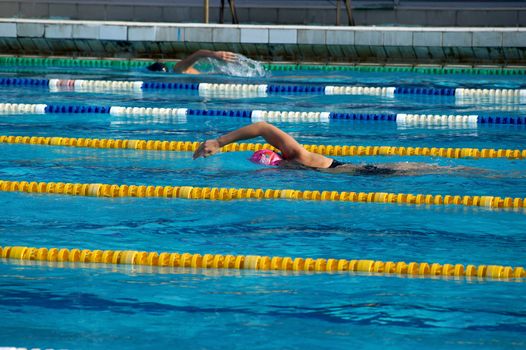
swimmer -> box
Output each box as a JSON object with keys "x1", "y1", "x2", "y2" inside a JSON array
[
  {"x1": 193, "y1": 122, "x2": 482, "y2": 176},
  {"x1": 146, "y1": 50, "x2": 238, "y2": 74}
]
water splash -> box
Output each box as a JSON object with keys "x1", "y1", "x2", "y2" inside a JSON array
[{"x1": 197, "y1": 54, "x2": 268, "y2": 78}]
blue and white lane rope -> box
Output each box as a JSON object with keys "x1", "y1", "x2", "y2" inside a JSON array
[
  {"x1": 1, "y1": 77, "x2": 526, "y2": 99},
  {"x1": 1, "y1": 102, "x2": 526, "y2": 126}
]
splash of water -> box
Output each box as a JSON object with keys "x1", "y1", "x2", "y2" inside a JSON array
[{"x1": 197, "y1": 54, "x2": 268, "y2": 78}]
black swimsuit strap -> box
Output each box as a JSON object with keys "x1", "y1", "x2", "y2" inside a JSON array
[{"x1": 329, "y1": 159, "x2": 346, "y2": 168}]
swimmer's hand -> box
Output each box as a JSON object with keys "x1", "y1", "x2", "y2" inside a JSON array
[
  {"x1": 193, "y1": 139, "x2": 221, "y2": 159},
  {"x1": 211, "y1": 51, "x2": 238, "y2": 63}
]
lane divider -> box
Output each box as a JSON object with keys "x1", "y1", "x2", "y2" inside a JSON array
[
  {"x1": 0, "y1": 57, "x2": 154, "y2": 69},
  {"x1": 1, "y1": 245, "x2": 524, "y2": 281},
  {"x1": 1, "y1": 77, "x2": 525, "y2": 99},
  {"x1": 265, "y1": 63, "x2": 526, "y2": 76},
  {"x1": 0, "y1": 179, "x2": 524, "y2": 209},
  {"x1": 0, "y1": 134, "x2": 524, "y2": 159},
  {"x1": 3, "y1": 102, "x2": 525, "y2": 126},
  {"x1": 1, "y1": 56, "x2": 526, "y2": 76}
]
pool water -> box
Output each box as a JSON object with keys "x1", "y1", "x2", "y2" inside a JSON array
[{"x1": 0, "y1": 66, "x2": 525, "y2": 349}]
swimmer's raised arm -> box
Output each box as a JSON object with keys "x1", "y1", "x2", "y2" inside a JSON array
[
  {"x1": 193, "y1": 122, "x2": 333, "y2": 168},
  {"x1": 173, "y1": 50, "x2": 237, "y2": 74},
  {"x1": 193, "y1": 122, "x2": 301, "y2": 159}
]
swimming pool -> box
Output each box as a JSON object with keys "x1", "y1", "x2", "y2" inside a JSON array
[{"x1": 0, "y1": 62, "x2": 525, "y2": 349}]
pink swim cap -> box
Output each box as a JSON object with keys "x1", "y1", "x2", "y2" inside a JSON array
[{"x1": 249, "y1": 149, "x2": 283, "y2": 166}]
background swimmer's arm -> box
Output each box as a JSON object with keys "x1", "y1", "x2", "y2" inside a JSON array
[
  {"x1": 193, "y1": 122, "x2": 332, "y2": 168},
  {"x1": 173, "y1": 50, "x2": 237, "y2": 74}
]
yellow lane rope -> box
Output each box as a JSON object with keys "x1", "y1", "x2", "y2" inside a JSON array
[
  {"x1": 0, "y1": 179, "x2": 524, "y2": 209},
  {"x1": 1, "y1": 245, "x2": 524, "y2": 281},
  {"x1": 1, "y1": 135, "x2": 524, "y2": 159}
]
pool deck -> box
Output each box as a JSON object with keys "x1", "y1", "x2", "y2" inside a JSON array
[{"x1": 0, "y1": 18, "x2": 525, "y2": 64}]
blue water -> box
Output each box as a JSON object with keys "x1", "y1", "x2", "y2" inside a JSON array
[{"x1": 0, "y1": 66, "x2": 525, "y2": 349}]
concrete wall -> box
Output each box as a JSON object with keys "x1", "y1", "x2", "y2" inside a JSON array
[
  {"x1": 0, "y1": 19, "x2": 525, "y2": 64},
  {"x1": 0, "y1": 0, "x2": 525, "y2": 27}
]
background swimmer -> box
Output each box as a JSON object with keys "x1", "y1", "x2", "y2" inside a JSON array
[
  {"x1": 193, "y1": 122, "x2": 485, "y2": 176},
  {"x1": 147, "y1": 50, "x2": 238, "y2": 74}
]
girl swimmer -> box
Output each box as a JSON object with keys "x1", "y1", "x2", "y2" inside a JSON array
[{"x1": 193, "y1": 122, "x2": 478, "y2": 176}]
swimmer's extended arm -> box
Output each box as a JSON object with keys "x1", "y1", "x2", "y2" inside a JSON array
[
  {"x1": 173, "y1": 50, "x2": 237, "y2": 74},
  {"x1": 193, "y1": 122, "x2": 333, "y2": 168}
]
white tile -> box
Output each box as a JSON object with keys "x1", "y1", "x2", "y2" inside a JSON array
[
  {"x1": 269, "y1": 29, "x2": 297, "y2": 44},
  {"x1": 240, "y1": 28, "x2": 268, "y2": 43},
  {"x1": 355, "y1": 31, "x2": 383, "y2": 46},
  {"x1": 71, "y1": 24, "x2": 99, "y2": 39},
  {"x1": 100, "y1": 25, "x2": 127, "y2": 41},
  {"x1": 383, "y1": 31, "x2": 412, "y2": 47},
  {"x1": 185, "y1": 27, "x2": 212, "y2": 42},
  {"x1": 213, "y1": 28, "x2": 240, "y2": 43},
  {"x1": 326, "y1": 30, "x2": 354, "y2": 45},
  {"x1": 413, "y1": 31, "x2": 442, "y2": 46},
  {"x1": 156, "y1": 27, "x2": 184, "y2": 41},
  {"x1": 45, "y1": 24, "x2": 73, "y2": 39},
  {"x1": 472, "y1": 31, "x2": 502, "y2": 47},
  {"x1": 443, "y1": 32, "x2": 472, "y2": 47},
  {"x1": 128, "y1": 26, "x2": 156, "y2": 41},
  {"x1": 17, "y1": 23, "x2": 44, "y2": 37},
  {"x1": 297, "y1": 29, "x2": 325, "y2": 44},
  {"x1": 503, "y1": 31, "x2": 526, "y2": 47}
]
